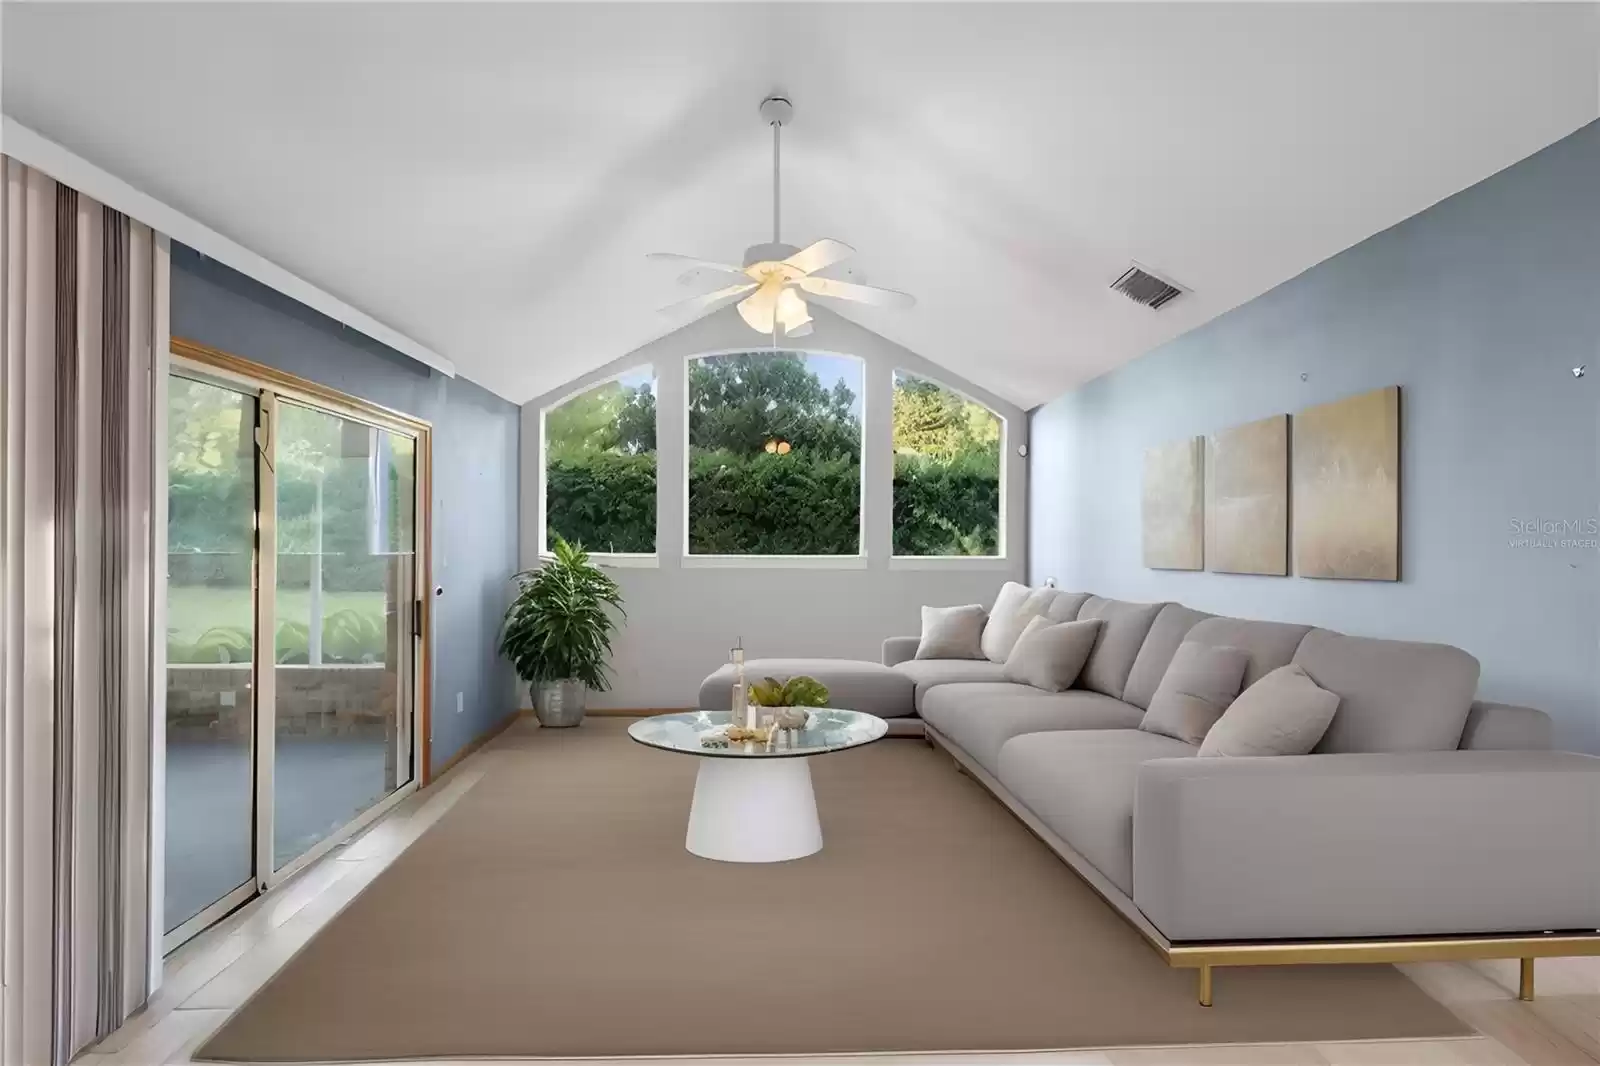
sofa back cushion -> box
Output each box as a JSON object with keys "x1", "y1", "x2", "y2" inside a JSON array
[
  {"x1": 1003, "y1": 617, "x2": 1102, "y2": 692},
  {"x1": 1197, "y1": 664, "x2": 1340, "y2": 757},
  {"x1": 1139, "y1": 641, "x2": 1250, "y2": 744},
  {"x1": 1178, "y1": 616, "x2": 1313, "y2": 691},
  {"x1": 1292, "y1": 628, "x2": 1480, "y2": 753},
  {"x1": 1122, "y1": 604, "x2": 1213, "y2": 709},
  {"x1": 1075, "y1": 597, "x2": 1166, "y2": 700},
  {"x1": 1043, "y1": 591, "x2": 1092, "y2": 623},
  {"x1": 915, "y1": 604, "x2": 988, "y2": 660},
  {"x1": 982, "y1": 583, "x2": 1058, "y2": 663}
]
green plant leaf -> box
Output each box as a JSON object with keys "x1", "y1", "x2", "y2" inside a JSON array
[
  {"x1": 499, "y1": 534, "x2": 625, "y2": 690},
  {"x1": 781, "y1": 676, "x2": 830, "y2": 707}
]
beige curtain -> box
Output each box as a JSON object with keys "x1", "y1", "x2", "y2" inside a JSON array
[{"x1": 0, "y1": 157, "x2": 168, "y2": 1065}]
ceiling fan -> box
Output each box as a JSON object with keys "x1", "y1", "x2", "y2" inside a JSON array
[{"x1": 648, "y1": 95, "x2": 916, "y2": 339}]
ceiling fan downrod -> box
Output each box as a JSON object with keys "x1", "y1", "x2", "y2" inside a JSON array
[{"x1": 760, "y1": 95, "x2": 793, "y2": 246}]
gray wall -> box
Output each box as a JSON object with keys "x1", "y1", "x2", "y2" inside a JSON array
[
  {"x1": 171, "y1": 245, "x2": 520, "y2": 767},
  {"x1": 1029, "y1": 120, "x2": 1600, "y2": 752},
  {"x1": 520, "y1": 305, "x2": 1028, "y2": 709}
]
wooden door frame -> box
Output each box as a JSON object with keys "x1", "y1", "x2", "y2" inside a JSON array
[
  {"x1": 168, "y1": 336, "x2": 435, "y2": 790},
  {"x1": 169, "y1": 337, "x2": 434, "y2": 784}
]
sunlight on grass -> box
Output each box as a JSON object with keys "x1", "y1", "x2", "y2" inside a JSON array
[{"x1": 167, "y1": 586, "x2": 388, "y2": 646}]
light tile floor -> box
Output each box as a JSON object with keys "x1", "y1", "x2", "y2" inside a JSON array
[{"x1": 80, "y1": 737, "x2": 1599, "y2": 1066}]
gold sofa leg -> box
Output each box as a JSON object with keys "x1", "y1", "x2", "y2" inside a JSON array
[
  {"x1": 1519, "y1": 957, "x2": 1535, "y2": 1001},
  {"x1": 1197, "y1": 964, "x2": 1213, "y2": 1007}
]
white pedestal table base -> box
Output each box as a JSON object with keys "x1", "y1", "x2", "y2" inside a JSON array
[{"x1": 685, "y1": 756, "x2": 822, "y2": 863}]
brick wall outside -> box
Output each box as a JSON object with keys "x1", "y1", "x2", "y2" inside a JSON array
[{"x1": 166, "y1": 663, "x2": 395, "y2": 740}]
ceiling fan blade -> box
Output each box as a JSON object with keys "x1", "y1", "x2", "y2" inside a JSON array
[
  {"x1": 783, "y1": 238, "x2": 855, "y2": 277},
  {"x1": 658, "y1": 281, "x2": 756, "y2": 317},
  {"x1": 797, "y1": 275, "x2": 916, "y2": 309},
  {"x1": 737, "y1": 280, "x2": 781, "y2": 334},
  {"x1": 645, "y1": 251, "x2": 749, "y2": 278}
]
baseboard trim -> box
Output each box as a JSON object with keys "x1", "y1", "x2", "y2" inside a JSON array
[
  {"x1": 517, "y1": 707, "x2": 694, "y2": 719},
  {"x1": 430, "y1": 710, "x2": 520, "y2": 781}
]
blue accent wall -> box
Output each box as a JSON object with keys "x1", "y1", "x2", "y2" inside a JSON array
[
  {"x1": 1029, "y1": 120, "x2": 1600, "y2": 751},
  {"x1": 171, "y1": 245, "x2": 520, "y2": 768}
]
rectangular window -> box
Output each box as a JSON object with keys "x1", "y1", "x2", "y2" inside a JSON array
[
  {"x1": 892, "y1": 370, "x2": 1003, "y2": 557},
  {"x1": 543, "y1": 368, "x2": 657, "y2": 554},
  {"x1": 687, "y1": 351, "x2": 863, "y2": 556}
]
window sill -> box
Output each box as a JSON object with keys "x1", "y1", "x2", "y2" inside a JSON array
[
  {"x1": 540, "y1": 552, "x2": 659, "y2": 569},
  {"x1": 681, "y1": 554, "x2": 869, "y2": 570},
  {"x1": 889, "y1": 555, "x2": 1010, "y2": 571}
]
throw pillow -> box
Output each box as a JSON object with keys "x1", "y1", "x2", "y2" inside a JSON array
[
  {"x1": 1140, "y1": 642, "x2": 1250, "y2": 745},
  {"x1": 1003, "y1": 617, "x2": 1103, "y2": 692},
  {"x1": 915, "y1": 604, "x2": 988, "y2": 660},
  {"x1": 980, "y1": 582, "x2": 1036, "y2": 663},
  {"x1": 1198, "y1": 664, "x2": 1340, "y2": 757}
]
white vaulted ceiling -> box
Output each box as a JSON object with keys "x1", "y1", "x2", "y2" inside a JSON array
[{"x1": 4, "y1": 3, "x2": 1596, "y2": 407}]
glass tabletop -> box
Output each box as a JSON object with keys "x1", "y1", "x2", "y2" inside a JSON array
[{"x1": 627, "y1": 709, "x2": 888, "y2": 759}]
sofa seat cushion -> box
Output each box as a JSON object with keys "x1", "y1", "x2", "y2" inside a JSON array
[
  {"x1": 1293, "y1": 629, "x2": 1480, "y2": 753},
  {"x1": 698, "y1": 658, "x2": 916, "y2": 719},
  {"x1": 997, "y1": 729, "x2": 1197, "y2": 896},
  {"x1": 921, "y1": 683, "x2": 1144, "y2": 770},
  {"x1": 892, "y1": 658, "x2": 1010, "y2": 709}
]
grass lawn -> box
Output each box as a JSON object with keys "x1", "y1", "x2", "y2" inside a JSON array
[{"x1": 168, "y1": 585, "x2": 389, "y2": 645}]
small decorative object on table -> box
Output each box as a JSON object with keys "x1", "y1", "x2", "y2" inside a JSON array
[
  {"x1": 773, "y1": 707, "x2": 811, "y2": 732},
  {"x1": 730, "y1": 637, "x2": 756, "y2": 730}
]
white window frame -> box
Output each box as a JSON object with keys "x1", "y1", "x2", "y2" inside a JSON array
[
  {"x1": 887, "y1": 368, "x2": 1008, "y2": 567},
  {"x1": 537, "y1": 364, "x2": 660, "y2": 567},
  {"x1": 681, "y1": 349, "x2": 868, "y2": 568}
]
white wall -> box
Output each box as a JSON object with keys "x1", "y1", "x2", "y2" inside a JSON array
[{"x1": 518, "y1": 306, "x2": 1028, "y2": 709}]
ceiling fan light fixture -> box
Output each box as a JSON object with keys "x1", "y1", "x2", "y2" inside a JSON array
[
  {"x1": 648, "y1": 94, "x2": 915, "y2": 337},
  {"x1": 775, "y1": 286, "x2": 812, "y2": 335}
]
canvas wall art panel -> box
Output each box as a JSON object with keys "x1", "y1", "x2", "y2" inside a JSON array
[
  {"x1": 1293, "y1": 385, "x2": 1401, "y2": 581},
  {"x1": 1205, "y1": 414, "x2": 1288, "y2": 576},
  {"x1": 1142, "y1": 437, "x2": 1204, "y2": 570}
]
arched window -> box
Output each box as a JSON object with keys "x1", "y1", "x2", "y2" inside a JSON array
[
  {"x1": 541, "y1": 367, "x2": 657, "y2": 554},
  {"x1": 892, "y1": 370, "x2": 1003, "y2": 557},
  {"x1": 686, "y1": 351, "x2": 863, "y2": 556}
]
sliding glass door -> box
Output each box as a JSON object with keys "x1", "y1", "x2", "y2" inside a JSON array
[
  {"x1": 270, "y1": 400, "x2": 417, "y2": 871},
  {"x1": 164, "y1": 376, "x2": 259, "y2": 937},
  {"x1": 163, "y1": 350, "x2": 429, "y2": 950}
]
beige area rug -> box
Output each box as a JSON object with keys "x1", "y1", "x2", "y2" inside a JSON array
[{"x1": 197, "y1": 719, "x2": 1471, "y2": 1061}]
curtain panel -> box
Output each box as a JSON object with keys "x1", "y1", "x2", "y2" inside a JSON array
[{"x1": 0, "y1": 157, "x2": 168, "y2": 1065}]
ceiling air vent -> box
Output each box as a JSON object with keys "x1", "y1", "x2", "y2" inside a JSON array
[{"x1": 1110, "y1": 263, "x2": 1185, "y2": 310}]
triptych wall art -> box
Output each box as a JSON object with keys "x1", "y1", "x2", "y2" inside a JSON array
[{"x1": 1141, "y1": 385, "x2": 1400, "y2": 581}]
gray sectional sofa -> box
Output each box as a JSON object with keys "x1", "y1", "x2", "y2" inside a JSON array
[{"x1": 878, "y1": 590, "x2": 1600, "y2": 1005}]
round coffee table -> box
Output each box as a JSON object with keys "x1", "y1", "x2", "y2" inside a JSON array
[{"x1": 627, "y1": 709, "x2": 887, "y2": 863}]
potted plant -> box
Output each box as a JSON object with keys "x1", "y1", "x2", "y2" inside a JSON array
[{"x1": 500, "y1": 536, "x2": 625, "y2": 727}]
